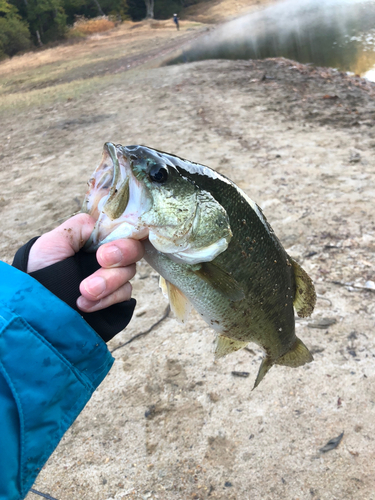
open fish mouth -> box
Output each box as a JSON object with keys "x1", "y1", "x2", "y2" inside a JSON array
[
  {"x1": 82, "y1": 143, "x2": 150, "y2": 251},
  {"x1": 83, "y1": 143, "x2": 232, "y2": 264},
  {"x1": 82, "y1": 143, "x2": 118, "y2": 220}
]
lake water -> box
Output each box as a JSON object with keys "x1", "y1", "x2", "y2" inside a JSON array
[{"x1": 169, "y1": 0, "x2": 375, "y2": 81}]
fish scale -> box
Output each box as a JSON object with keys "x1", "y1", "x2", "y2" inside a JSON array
[{"x1": 174, "y1": 161, "x2": 296, "y2": 346}]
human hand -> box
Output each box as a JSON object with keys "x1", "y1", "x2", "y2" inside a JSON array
[{"x1": 27, "y1": 213, "x2": 144, "y2": 313}]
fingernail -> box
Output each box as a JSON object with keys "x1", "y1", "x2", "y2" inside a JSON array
[
  {"x1": 100, "y1": 246, "x2": 122, "y2": 266},
  {"x1": 77, "y1": 296, "x2": 100, "y2": 311},
  {"x1": 83, "y1": 276, "x2": 106, "y2": 297}
]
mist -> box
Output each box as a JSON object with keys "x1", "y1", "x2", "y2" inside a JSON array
[{"x1": 168, "y1": 0, "x2": 375, "y2": 77}]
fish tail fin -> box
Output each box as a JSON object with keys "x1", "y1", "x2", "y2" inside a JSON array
[
  {"x1": 290, "y1": 258, "x2": 316, "y2": 317},
  {"x1": 253, "y1": 356, "x2": 274, "y2": 390},
  {"x1": 276, "y1": 337, "x2": 313, "y2": 368},
  {"x1": 253, "y1": 338, "x2": 313, "y2": 390}
]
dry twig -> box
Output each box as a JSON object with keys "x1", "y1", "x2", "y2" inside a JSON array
[{"x1": 111, "y1": 305, "x2": 170, "y2": 354}]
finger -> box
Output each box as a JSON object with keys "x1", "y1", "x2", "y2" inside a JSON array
[
  {"x1": 55, "y1": 213, "x2": 97, "y2": 253},
  {"x1": 79, "y1": 264, "x2": 137, "y2": 301},
  {"x1": 96, "y1": 238, "x2": 144, "y2": 268},
  {"x1": 27, "y1": 213, "x2": 96, "y2": 272},
  {"x1": 77, "y1": 282, "x2": 133, "y2": 312}
]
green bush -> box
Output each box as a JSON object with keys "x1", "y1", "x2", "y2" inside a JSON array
[{"x1": 0, "y1": 16, "x2": 31, "y2": 58}]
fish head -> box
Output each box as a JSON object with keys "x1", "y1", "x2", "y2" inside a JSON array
[{"x1": 83, "y1": 143, "x2": 232, "y2": 264}]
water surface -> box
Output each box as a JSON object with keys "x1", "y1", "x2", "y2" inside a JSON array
[{"x1": 169, "y1": 0, "x2": 375, "y2": 80}]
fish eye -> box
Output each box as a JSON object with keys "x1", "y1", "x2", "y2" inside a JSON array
[{"x1": 149, "y1": 164, "x2": 168, "y2": 183}]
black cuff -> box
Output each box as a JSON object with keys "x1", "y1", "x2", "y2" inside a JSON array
[
  {"x1": 12, "y1": 238, "x2": 135, "y2": 342},
  {"x1": 12, "y1": 237, "x2": 39, "y2": 272}
]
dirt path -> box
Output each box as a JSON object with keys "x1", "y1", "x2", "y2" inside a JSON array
[
  {"x1": 1, "y1": 11, "x2": 374, "y2": 500},
  {"x1": 0, "y1": 21, "x2": 208, "y2": 99}
]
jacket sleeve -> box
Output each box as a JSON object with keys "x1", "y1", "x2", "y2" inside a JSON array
[{"x1": 0, "y1": 261, "x2": 114, "y2": 500}]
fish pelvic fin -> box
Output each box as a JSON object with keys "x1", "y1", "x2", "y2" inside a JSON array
[
  {"x1": 214, "y1": 335, "x2": 248, "y2": 359},
  {"x1": 291, "y1": 258, "x2": 316, "y2": 317},
  {"x1": 159, "y1": 276, "x2": 169, "y2": 299},
  {"x1": 160, "y1": 277, "x2": 192, "y2": 324},
  {"x1": 275, "y1": 337, "x2": 313, "y2": 368},
  {"x1": 253, "y1": 356, "x2": 273, "y2": 390}
]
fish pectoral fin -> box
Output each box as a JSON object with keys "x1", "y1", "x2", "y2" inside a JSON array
[
  {"x1": 214, "y1": 335, "x2": 248, "y2": 359},
  {"x1": 275, "y1": 337, "x2": 313, "y2": 367},
  {"x1": 193, "y1": 262, "x2": 245, "y2": 302},
  {"x1": 291, "y1": 258, "x2": 316, "y2": 317},
  {"x1": 163, "y1": 278, "x2": 192, "y2": 324},
  {"x1": 253, "y1": 356, "x2": 273, "y2": 390}
]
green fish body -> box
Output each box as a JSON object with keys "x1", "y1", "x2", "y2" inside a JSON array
[{"x1": 83, "y1": 143, "x2": 316, "y2": 388}]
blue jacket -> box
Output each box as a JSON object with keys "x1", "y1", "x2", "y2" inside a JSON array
[{"x1": 0, "y1": 261, "x2": 114, "y2": 500}]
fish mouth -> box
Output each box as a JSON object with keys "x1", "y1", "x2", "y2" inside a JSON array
[
  {"x1": 82, "y1": 142, "x2": 119, "y2": 220},
  {"x1": 82, "y1": 143, "x2": 150, "y2": 251}
]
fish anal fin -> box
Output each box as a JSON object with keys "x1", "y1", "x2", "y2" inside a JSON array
[
  {"x1": 291, "y1": 258, "x2": 316, "y2": 317},
  {"x1": 194, "y1": 262, "x2": 245, "y2": 302},
  {"x1": 253, "y1": 356, "x2": 273, "y2": 390},
  {"x1": 276, "y1": 337, "x2": 313, "y2": 368},
  {"x1": 214, "y1": 335, "x2": 248, "y2": 359},
  {"x1": 163, "y1": 279, "x2": 192, "y2": 324}
]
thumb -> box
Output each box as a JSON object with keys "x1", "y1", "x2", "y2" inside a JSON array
[{"x1": 27, "y1": 214, "x2": 96, "y2": 273}]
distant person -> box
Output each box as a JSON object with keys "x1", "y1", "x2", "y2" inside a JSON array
[{"x1": 173, "y1": 13, "x2": 179, "y2": 31}]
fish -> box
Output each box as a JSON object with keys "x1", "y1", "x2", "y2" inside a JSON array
[{"x1": 82, "y1": 143, "x2": 316, "y2": 388}]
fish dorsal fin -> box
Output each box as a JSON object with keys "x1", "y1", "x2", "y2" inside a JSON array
[
  {"x1": 160, "y1": 277, "x2": 192, "y2": 324},
  {"x1": 193, "y1": 262, "x2": 245, "y2": 302},
  {"x1": 253, "y1": 356, "x2": 273, "y2": 390},
  {"x1": 275, "y1": 337, "x2": 313, "y2": 367},
  {"x1": 214, "y1": 335, "x2": 248, "y2": 359},
  {"x1": 290, "y1": 258, "x2": 316, "y2": 318}
]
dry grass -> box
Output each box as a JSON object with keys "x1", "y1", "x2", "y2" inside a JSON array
[
  {"x1": 0, "y1": 19, "x2": 200, "y2": 115},
  {"x1": 68, "y1": 16, "x2": 116, "y2": 38},
  {"x1": 0, "y1": 74, "x2": 109, "y2": 114},
  {"x1": 183, "y1": 0, "x2": 274, "y2": 22},
  {"x1": 0, "y1": 3, "x2": 224, "y2": 116}
]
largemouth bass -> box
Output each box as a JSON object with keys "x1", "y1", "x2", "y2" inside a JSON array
[{"x1": 83, "y1": 143, "x2": 316, "y2": 388}]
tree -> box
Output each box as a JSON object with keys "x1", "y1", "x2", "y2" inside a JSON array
[
  {"x1": 12, "y1": 0, "x2": 67, "y2": 44},
  {"x1": 154, "y1": 0, "x2": 182, "y2": 19},
  {"x1": 92, "y1": 0, "x2": 103, "y2": 16},
  {"x1": 62, "y1": 0, "x2": 129, "y2": 25},
  {"x1": 144, "y1": 0, "x2": 153, "y2": 18},
  {"x1": 0, "y1": 0, "x2": 31, "y2": 58},
  {"x1": 127, "y1": 0, "x2": 145, "y2": 21}
]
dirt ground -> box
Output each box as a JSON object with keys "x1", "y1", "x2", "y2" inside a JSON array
[{"x1": 1, "y1": 4, "x2": 375, "y2": 500}]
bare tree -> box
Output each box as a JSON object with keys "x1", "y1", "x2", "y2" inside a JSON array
[
  {"x1": 92, "y1": 0, "x2": 104, "y2": 16},
  {"x1": 144, "y1": 0, "x2": 154, "y2": 19}
]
